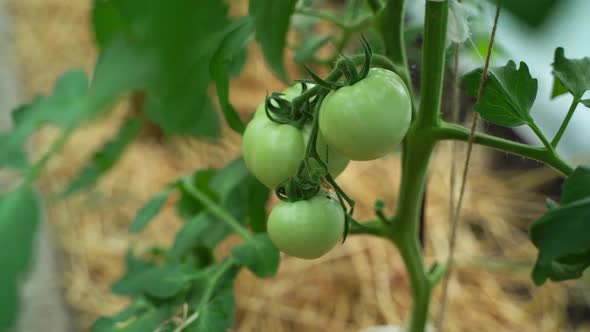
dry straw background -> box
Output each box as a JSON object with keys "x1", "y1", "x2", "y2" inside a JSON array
[{"x1": 5, "y1": 0, "x2": 589, "y2": 331}]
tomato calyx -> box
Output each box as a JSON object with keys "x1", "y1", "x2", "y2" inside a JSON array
[
  {"x1": 305, "y1": 35, "x2": 373, "y2": 91},
  {"x1": 263, "y1": 82, "x2": 318, "y2": 128}
]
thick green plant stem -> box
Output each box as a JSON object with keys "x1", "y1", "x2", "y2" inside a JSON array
[
  {"x1": 389, "y1": 2, "x2": 448, "y2": 332},
  {"x1": 392, "y1": 139, "x2": 435, "y2": 332},
  {"x1": 378, "y1": 0, "x2": 413, "y2": 97}
]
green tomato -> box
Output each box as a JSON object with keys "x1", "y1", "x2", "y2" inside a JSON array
[
  {"x1": 267, "y1": 191, "x2": 344, "y2": 259},
  {"x1": 243, "y1": 85, "x2": 349, "y2": 188},
  {"x1": 319, "y1": 68, "x2": 412, "y2": 161}
]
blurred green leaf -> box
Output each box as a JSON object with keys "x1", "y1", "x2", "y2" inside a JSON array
[
  {"x1": 114, "y1": 261, "x2": 194, "y2": 299},
  {"x1": 176, "y1": 159, "x2": 269, "y2": 230},
  {"x1": 210, "y1": 17, "x2": 254, "y2": 135},
  {"x1": 61, "y1": 119, "x2": 140, "y2": 196},
  {"x1": 91, "y1": 0, "x2": 239, "y2": 138},
  {"x1": 249, "y1": 0, "x2": 297, "y2": 81},
  {"x1": 0, "y1": 186, "x2": 40, "y2": 331},
  {"x1": 176, "y1": 170, "x2": 218, "y2": 219},
  {"x1": 531, "y1": 166, "x2": 590, "y2": 285},
  {"x1": 294, "y1": 35, "x2": 332, "y2": 64},
  {"x1": 210, "y1": 158, "x2": 270, "y2": 227},
  {"x1": 231, "y1": 234, "x2": 279, "y2": 278},
  {"x1": 91, "y1": 299, "x2": 174, "y2": 332},
  {"x1": 581, "y1": 99, "x2": 590, "y2": 108},
  {"x1": 0, "y1": 70, "x2": 89, "y2": 169},
  {"x1": 462, "y1": 60, "x2": 538, "y2": 127},
  {"x1": 551, "y1": 47, "x2": 590, "y2": 101},
  {"x1": 171, "y1": 213, "x2": 231, "y2": 258},
  {"x1": 129, "y1": 187, "x2": 173, "y2": 233},
  {"x1": 190, "y1": 286, "x2": 235, "y2": 332}
]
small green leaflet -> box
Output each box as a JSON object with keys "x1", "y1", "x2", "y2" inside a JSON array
[
  {"x1": 210, "y1": 17, "x2": 254, "y2": 135},
  {"x1": 249, "y1": 0, "x2": 298, "y2": 81},
  {"x1": 530, "y1": 166, "x2": 590, "y2": 285},
  {"x1": 551, "y1": 47, "x2": 590, "y2": 101},
  {"x1": 294, "y1": 35, "x2": 332, "y2": 64},
  {"x1": 176, "y1": 170, "x2": 219, "y2": 219},
  {"x1": 61, "y1": 119, "x2": 140, "y2": 196},
  {"x1": 128, "y1": 186, "x2": 173, "y2": 233},
  {"x1": 113, "y1": 261, "x2": 195, "y2": 299},
  {"x1": 231, "y1": 233, "x2": 280, "y2": 278},
  {"x1": 190, "y1": 286, "x2": 236, "y2": 332},
  {"x1": 462, "y1": 61, "x2": 538, "y2": 127},
  {"x1": 0, "y1": 70, "x2": 89, "y2": 169},
  {"x1": 91, "y1": 299, "x2": 174, "y2": 332},
  {"x1": 171, "y1": 213, "x2": 231, "y2": 258},
  {"x1": 177, "y1": 158, "x2": 269, "y2": 228},
  {"x1": 0, "y1": 186, "x2": 40, "y2": 331},
  {"x1": 209, "y1": 158, "x2": 270, "y2": 228}
]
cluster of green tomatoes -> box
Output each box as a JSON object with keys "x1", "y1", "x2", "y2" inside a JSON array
[{"x1": 242, "y1": 45, "x2": 412, "y2": 259}]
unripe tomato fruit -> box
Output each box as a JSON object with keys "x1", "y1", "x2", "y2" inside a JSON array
[
  {"x1": 243, "y1": 85, "x2": 349, "y2": 188},
  {"x1": 267, "y1": 191, "x2": 344, "y2": 259},
  {"x1": 319, "y1": 68, "x2": 412, "y2": 161}
]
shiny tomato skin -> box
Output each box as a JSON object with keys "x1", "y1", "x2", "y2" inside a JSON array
[{"x1": 267, "y1": 192, "x2": 344, "y2": 259}]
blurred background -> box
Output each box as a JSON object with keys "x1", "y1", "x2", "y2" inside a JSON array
[{"x1": 1, "y1": 0, "x2": 589, "y2": 331}]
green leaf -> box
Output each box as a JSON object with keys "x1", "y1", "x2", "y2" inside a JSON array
[
  {"x1": 91, "y1": 0, "x2": 239, "y2": 138},
  {"x1": 210, "y1": 158, "x2": 269, "y2": 225},
  {"x1": 113, "y1": 261, "x2": 194, "y2": 299},
  {"x1": 561, "y1": 166, "x2": 590, "y2": 204},
  {"x1": 61, "y1": 119, "x2": 140, "y2": 196},
  {"x1": 294, "y1": 35, "x2": 332, "y2": 64},
  {"x1": 0, "y1": 186, "x2": 40, "y2": 331},
  {"x1": 171, "y1": 213, "x2": 231, "y2": 258},
  {"x1": 176, "y1": 170, "x2": 218, "y2": 219},
  {"x1": 210, "y1": 17, "x2": 254, "y2": 135},
  {"x1": 129, "y1": 187, "x2": 173, "y2": 233},
  {"x1": 551, "y1": 47, "x2": 590, "y2": 101},
  {"x1": 176, "y1": 159, "x2": 269, "y2": 227},
  {"x1": 462, "y1": 61, "x2": 538, "y2": 127},
  {"x1": 91, "y1": 299, "x2": 174, "y2": 332},
  {"x1": 249, "y1": 0, "x2": 298, "y2": 81},
  {"x1": 190, "y1": 286, "x2": 236, "y2": 332},
  {"x1": 0, "y1": 70, "x2": 89, "y2": 169},
  {"x1": 581, "y1": 99, "x2": 590, "y2": 108},
  {"x1": 231, "y1": 234, "x2": 279, "y2": 278},
  {"x1": 493, "y1": 0, "x2": 559, "y2": 27},
  {"x1": 530, "y1": 166, "x2": 590, "y2": 285}
]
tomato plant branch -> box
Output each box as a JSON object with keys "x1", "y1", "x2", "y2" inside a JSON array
[
  {"x1": 551, "y1": 97, "x2": 580, "y2": 148},
  {"x1": 180, "y1": 177, "x2": 251, "y2": 240},
  {"x1": 378, "y1": 0, "x2": 413, "y2": 99},
  {"x1": 349, "y1": 219, "x2": 388, "y2": 237},
  {"x1": 432, "y1": 123, "x2": 574, "y2": 175},
  {"x1": 528, "y1": 121, "x2": 556, "y2": 154},
  {"x1": 389, "y1": 2, "x2": 448, "y2": 332}
]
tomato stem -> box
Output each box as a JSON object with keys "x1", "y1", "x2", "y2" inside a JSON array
[
  {"x1": 551, "y1": 97, "x2": 580, "y2": 148},
  {"x1": 432, "y1": 122, "x2": 573, "y2": 176}
]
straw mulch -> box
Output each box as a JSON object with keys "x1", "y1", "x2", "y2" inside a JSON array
[{"x1": 6, "y1": 0, "x2": 585, "y2": 331}]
